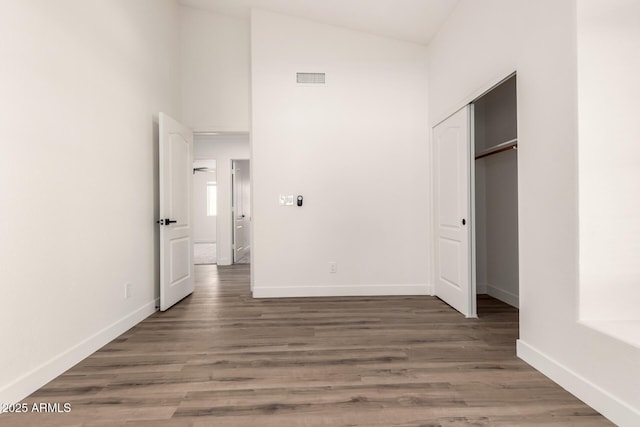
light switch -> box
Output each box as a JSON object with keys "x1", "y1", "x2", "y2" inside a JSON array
[
  {"x1": 285, "y1": 195, "x2": 294, "y2": 206},
  {"x1": 279, "y1": 195, "x2": 286, "y2": 205}
]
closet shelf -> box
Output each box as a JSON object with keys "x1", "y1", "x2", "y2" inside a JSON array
[{"x1": 475, "y1": 138, "x2": 517, "y2": 160}]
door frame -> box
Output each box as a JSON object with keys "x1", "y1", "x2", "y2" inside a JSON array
[
  {"x1": 231, "y1": 159, "x2": 237, "y2": 263},
  {"x1": 470, "y1": 103, "x2": 478, "y2": 316}
]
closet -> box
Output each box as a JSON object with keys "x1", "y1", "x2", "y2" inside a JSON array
[{"x1": 473, "y1": 75, "x2": 519, "y2": 308}]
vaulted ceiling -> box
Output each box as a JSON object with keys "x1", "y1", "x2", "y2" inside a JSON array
[{"x1": 178, "y1": 0, "x2": 459, "y2": 45}]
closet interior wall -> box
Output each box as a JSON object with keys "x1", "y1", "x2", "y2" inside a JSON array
[{"x1": 474, "y1": 76, "x2": 519, "y2": 308}]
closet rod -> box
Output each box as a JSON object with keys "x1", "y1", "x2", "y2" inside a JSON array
[{"x1": 475, "y1": 138, "x2": 517, "y2": 160}]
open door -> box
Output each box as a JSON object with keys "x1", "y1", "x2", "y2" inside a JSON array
[
  {"x1": 232, "y1": 160, "x2": 250, "y2": 263},
  {"x1": 158, "y1": 113, "x2": 194, "y2": 311},
  {"x1": 433, "y1": 106, "x2": 476, "y2": 317}
]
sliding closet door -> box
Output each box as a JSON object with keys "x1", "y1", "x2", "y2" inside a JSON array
[{"x1": 433, "y1": 106, "x2": 475, "y2": 318}]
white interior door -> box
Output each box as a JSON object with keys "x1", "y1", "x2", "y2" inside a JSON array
[
  {"x1": 433, "y1": 106, "x2": 476, "y2": 317},
  {"x1": 159, "y1": 113, "x2": 194, "y2": 311},
  {"x1": 232, "y1": 160, "x2": 250, "y2": 263}
]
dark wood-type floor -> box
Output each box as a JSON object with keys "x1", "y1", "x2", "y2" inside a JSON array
[{"x1": 4, "y1": 265, "x2": 611, "y2": 426}]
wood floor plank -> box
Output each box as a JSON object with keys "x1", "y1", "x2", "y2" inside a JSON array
[{"x1": 1, "y1": 264, "x2": 612, "y2": 426}]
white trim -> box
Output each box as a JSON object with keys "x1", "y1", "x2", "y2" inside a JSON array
[
  {"x1": 486, "y1": 284, "x2": 519, "y2": 308},
  {"x1": 517, "y1": 340, "x2": 640, "y2": 426},
  {"x1": 253, "y1": 284, "x2": 433, "y2": 298},
  {"x1": 467, "y1": 105, "x2": 477, "y2": 317},
  {"x1": 429, "y1": 125, "x2": 437, "y2": 295},
  {"x1": 0, "y1": 299, "x2": 158, "y2": 405}
]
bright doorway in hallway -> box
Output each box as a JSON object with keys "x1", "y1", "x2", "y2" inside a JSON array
[{"x1": 193, "y1": 159, "x2": 217, "y2": 265}]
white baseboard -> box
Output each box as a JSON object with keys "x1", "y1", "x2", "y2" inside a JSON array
[
  {"x1": 517, "y1": 340, "x2": 640, "y2": 426},
  {"x1": 0, "y1": 299, "x2": 158, "y2": 405},
  {"x1": 487, "y1": 284, "x2": 519, "y2": 308},
  {"x1": 253, "y1": 284, "x2": 433, "y2": 298}
]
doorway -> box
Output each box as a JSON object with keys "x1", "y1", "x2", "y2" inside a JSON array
[
  {"x1": 472, "y1": 75, "x2": 519, "y2": 309},
  {"x1": 193, "y1": 159, "x2": 217, "y2": 265},
  {"x1": 433, "y1": 74, "x2": 519, "y2": 317},
  {"x1": 231, "y1": 159, "x2": 251, "y2": 264}
]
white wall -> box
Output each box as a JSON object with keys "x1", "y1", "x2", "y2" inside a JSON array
[
  {"x1": 578, "y1": 0, "x2": 640, "y2": 322},
  {"x1": 0, "y1": 0, "x2": 180, "y2": 403},
  {"x1": 193, "y1": 159, "x2": 217, "y2": 243},
  {"x1": 180, "y1": 6, "x2": 250, "y2": 132},
  {"x1": 251, "y1": 10, "x2": 430, "y2": 297},
  {"x1": 428, "y1": 0, "x2": 639, "y2": 424},
  {"x1": 194, "y1": 135, "x2": 250, "y2": 265}
]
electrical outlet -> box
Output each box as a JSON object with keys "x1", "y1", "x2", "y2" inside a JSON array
[
  {"x1": 329, "y1": 262, "x2": 337, "y2": 273},
  {"x1": 125, "y1": 283, "x2": 133, "y2": 299}
]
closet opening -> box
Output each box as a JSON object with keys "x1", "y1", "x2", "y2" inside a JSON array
[{"x1": 472, "y1": 74, "x2": 519, "y2": 310}]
